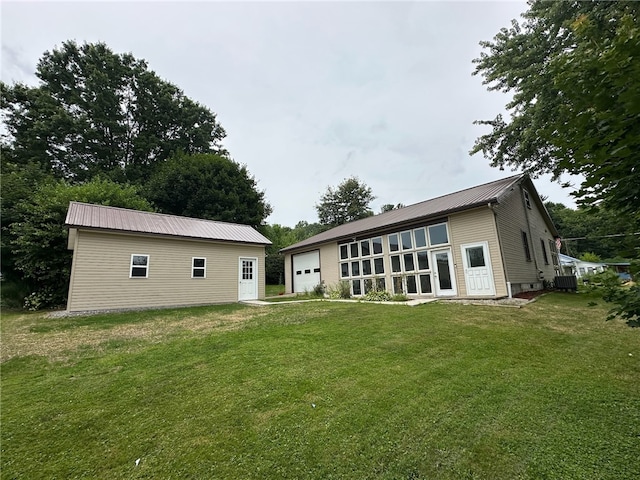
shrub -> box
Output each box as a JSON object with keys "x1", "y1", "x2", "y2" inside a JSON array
[
  {"x1": 392, "y1": 293, "x2": 409, "y2": 302},
  {"x1": 363, "y1": 290, "x2": 393, "y2": 302},
  {"x1": 313, "y1": 283, "x2": 326, "y2": 296},
  {"x1": 327, "y1": 281, "x2": 351, "y2": 299}
]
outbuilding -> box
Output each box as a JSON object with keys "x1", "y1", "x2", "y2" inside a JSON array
[
  {"x1": 65, "y1": 202, "x2": 271, "y2": 312},
  {"x1": 281, "y1": 174, "x2": 560, "y2": 299}
]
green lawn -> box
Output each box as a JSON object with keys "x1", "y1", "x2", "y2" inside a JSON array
[{"x1": 2, "y1": 293, "x2": 638, "y2": 479}]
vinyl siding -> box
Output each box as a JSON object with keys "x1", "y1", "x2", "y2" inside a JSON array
[
  {"x1": 494, "y1": 185, "x2": 557, "y2": 291},
  {"x1": 449, "y1": 207, "x2": 507, "y2": 297},
  {"x1": 67, "y1": 230, "x2": 265, "y2": 311}
]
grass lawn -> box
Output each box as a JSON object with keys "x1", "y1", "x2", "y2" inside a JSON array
[
  {"x1": 266, "y1": 284, "x2": 285, "y2": 297},
  {"x1": 1, "y1": 292, "x2": 638, "y2": 479}
]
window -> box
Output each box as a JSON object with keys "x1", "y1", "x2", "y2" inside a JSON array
[
  {"x1": 414, "y1": 228, "x2": 427, "y2": 248},
  {"x1": 130, "y1": 254, "x2": 149, "y2": 278},
  {"x1": 192, "y1": 257, "x2": 206, "y2": 278},
  {"x1": 374, "y1": 257, "x2": 385, "y2": 275},
  {"x1": 352, "y1": 279, "x2": 362, "y2": 295},
  {"x1": 372, "y1": 237, "x2": 383, "y2": 254},
  {"x1": 362, "y1": 259, "x2": 372, "y2": 276},
  {"x1": 388, "y1": 234, "x2": 399, "y2": 252},
  {"x1": 522, "y1": 231, "x2": 532, "y2": 261},
  {"x1": 350, "y1": 243, "x2": 359, "y2": 258},
  {"x1": 428, "y1": 223, "x2": 449, "y2": 245},
  {"x1": 393, "y1": 276, "x2": 404, "y2": 294},
  {"x1": 466, "y1": 247, "x2": 485, "y2": 268},
  {"x1": 549, "y1": 239, "x2": 559, "y2": 267},
  {"x1": 401, "y1": 231, "x2": 412, "y2": 250},
  {"x1": 351, "y1": 261, "x2": 360, "y2": 276},
  {"x1": 406, "y1": 275, "x2": 418, "y2": 294},
  {"x1": 419, "y1": 274, "x2": 432, "y2": 294},
  {"x1": 361, "y1": 240, "x2": 370, "y2": 256},
  {"x1": 523, "y1": 190, "x2": 532, "y2": 209},
  {"x1": 417, "y1": 251, "x2": 429, "y2": 270},
  {"x1": 391, "y1": 255, "x2": 402, "y2": 273},
  {"x1": 341, "y1": 263, "x2": 349, "y2": 278},
  {"x1": 339, "y1": 244, "x2": 348, "y2": 260},
  {"x1": 540, "y1": 239, "x2": 549, "y2": 265},
  {"x1": 403, "y1": 253, "x2": 415, "y2": 272}
]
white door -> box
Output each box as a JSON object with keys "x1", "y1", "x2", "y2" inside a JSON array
[
  {"x1": 292, "y1": 251, "x2": 321, "y2": 293},
  {"x1": 431, "y1": 249, "x2": 457, "y2": 296},
  {"x1": 239, "y1": 258, "x2": 258, "y2": 301},
  {"x1": 461, "y1": 242, "x2": 495, "y2": 296}
]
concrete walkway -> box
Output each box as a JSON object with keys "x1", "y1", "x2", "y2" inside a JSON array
[{"x1": 241, "y1": 298, "x2": 438, "y2": 307}]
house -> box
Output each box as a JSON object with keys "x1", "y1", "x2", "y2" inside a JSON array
[
  {"x1": 281, "y1": 174, "x2": 560, "y2": 299},
  {"x1": 65, "y1": 202, "x2": 271, "y2": 312},
  {"x1": 559, "y1": 253, "x2": 607, "y2": 278}
]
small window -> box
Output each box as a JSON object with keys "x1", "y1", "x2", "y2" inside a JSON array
[
  {"x1": 192, "y1": 257, "x2": 206, "y2": 278},
  {"x1": 352, "y1": 279, "x2": 362, "y2": 295},
  {"x1": 417, "y1": 251, "x2": 429, "y2": 270},
  {"x1": 428, "y1": 224, "x2": 449, "y2": 245},
  {"x1": 414, "y1": 228, "x2": 427, "y2": 248},
  {"x1": 393, "y1": 276, "x2": 404, "y2": 294},
  {"x1": 388, "y1": 234, "x2": 399, "y2": 252},
  {"x1": 341, "y1": 263, "x2": 349, "y2": 278},
  {"x1": 376, "y1": 277, "x2": 386, "y2": 291},
  {"x1": 540, "y1": 239, "x2": 549, "y2": 265},
  {"x1": 350, "y1": 243, "x2": 359, "y2": 258},
  {"x1": 339, "y1": 244, "x2": 349, "y2": 260},
  {"x1": 406, "y1": 275, "x2": 418, "y2": 294},
  {"x1": 401, "y1": 231, "x2": 412, "y2": 250},
  {"x1": 360, "y1": 240, "x2": 370, "y2": 257},
  {"x1": 419, "y1": 274, "x2": 432, "y2": 294},
  {"x1": 466, "y1": 247, "x2": 486, "y2": 268},
  {"x1": 130, "y1": 254, "x2": 149, "y2": 278},
  {"x1": 313, "y1": 268, "x2": 320, "y2": 273},
  {"x1": 522, "y1": 231, "x2": 532, "y2": 262},
  {"x1": 351, "y1": 261, "x2": 360, "y2": 276},
  {"x1": 391, "y1": 255, "x2": 401, "y2": 273},
  {"x1": 524, "y1": 190, "x2": 532, "y2": 209},
  {"x1": 296, "y1": 270, "x2": 302, "y2": 275},
  {"x1": 363, "y1": 278, "x2": 373, "y2": 294},
  {"x1": 374, "y1": 257, "x2": 385, "y2": 275},
  {"x1": 403, "y1": 253, "x2": 415, "y2": 272},
  {"x1": 362, "y1": 259, "x2": 372, "y2": 276},
  {"x1": 372, "y1": 237, "x2": 383, "y2": 255},
  {"x1": 304, "y1": 269, "x2": 311, "y2": 274}
]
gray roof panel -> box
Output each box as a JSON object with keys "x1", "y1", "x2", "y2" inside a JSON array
[
  {"x1": 282, "y1": 174, "x2": 524, "y2": 252},
  {"x1": 66, "y1": 202, "x2": 272, "y2": 245}
]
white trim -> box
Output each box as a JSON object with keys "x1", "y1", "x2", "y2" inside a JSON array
[
  {"x1": 191, "y1": 257, "x2": 207, "y2": 279},
  {"x1": 130, "y1": 254, "x2": 149, "y2": 278}
]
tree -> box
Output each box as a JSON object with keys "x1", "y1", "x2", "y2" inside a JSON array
[
  {"x1": 380, "y1": 203, "x2": 405, "y2": 213},
  {"x1": 472, "y1": 1, "x2": 639, "y2": 219},
  {"x1": 315, "y1": 177, "x2": 375, "y2": 227},
  {"x1": 9, "y1": 178, "x2": 153, "y2": 309},
  {"x1": 261, "y1": 224, "x2": 298, "y2": 285},
  {"x1": 1, "y1": 41, "x2": 226, "y2": 184},
  {"x1": 145, "y1": 153, "x2": 272, "y2": 227}
]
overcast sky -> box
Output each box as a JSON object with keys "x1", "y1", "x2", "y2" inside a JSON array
[{"x1": 2, "y1": 1, "x2": 579, "y2": 226}]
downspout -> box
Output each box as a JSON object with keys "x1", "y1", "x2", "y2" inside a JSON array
[{"x1": 488, "y1": 203, "x2": 512, "y2": 298}]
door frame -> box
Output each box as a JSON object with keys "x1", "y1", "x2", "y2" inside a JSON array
[
  {"x1": 460, "y1": 241, "x2": 496, "y2": 296},
  {"x1": 238, "y1": 257, "x2": 258, "y2": 301},
  {"x1": 430, "y1": 248, "x2": 457, "y2": 297}
]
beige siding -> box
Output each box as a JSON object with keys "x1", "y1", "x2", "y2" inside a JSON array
[
  {"x1": 68, "y1": 230, "x2": 265, "y2": 311},
  {"x1": 494, "y1": 186, "x2": 557, "y2": 292},
  {"x1": 449, "y1": 207, "x2": 507, "y2": 297},
  {"x1": 284, "y1": 244, "x2": 340, "y2": 294}
]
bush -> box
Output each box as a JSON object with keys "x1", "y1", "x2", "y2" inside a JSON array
[
  {"x1": 363, "y1": 290, "x2": 392, "y2": 302},
  {"x1": 392, "y1": 293, "x2": 409, "y2": 302},
  {"x1": 327, "y1": 281, "x2": 351, "y2": 299},
  {"x1": 313, "y1": 283, "x2": 326, "y2": 296}
]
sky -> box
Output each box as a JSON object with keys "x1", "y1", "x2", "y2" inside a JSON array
[{"x1": 1, "y1": 0, "x2": 580, "y2": 226}]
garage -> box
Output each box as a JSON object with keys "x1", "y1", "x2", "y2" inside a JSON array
[{"x1": 292, "y1": 250, "x2": 321, "y2": 293}]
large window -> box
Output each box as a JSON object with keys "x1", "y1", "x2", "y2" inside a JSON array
[
  {"x1": 130, "y1": 254, "x2": 149, "y2": 278},
  {"x1": 192, "y1": 257, "x2": 206, "y2": 278},
  {"x1": 522, "y1": 231, "x2": 532, "y2": 261},
  {"x1": 339, "y1": 236, "x2": 385, "y2": 295}
]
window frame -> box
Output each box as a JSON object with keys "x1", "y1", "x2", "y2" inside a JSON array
[
  {"x1": 130, "y1": 254, "x2": 149, "y2": 278},
  {"x1": 522, "y1": 231, "x2": 532, "y2": 262},
  {"x1": 192, "y1": 257, "x2": 207, "y2": 278}
]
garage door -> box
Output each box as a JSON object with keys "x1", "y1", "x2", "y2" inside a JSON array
[{"x1": 293, "y1": 251, "x2": 321, "y2": 293}]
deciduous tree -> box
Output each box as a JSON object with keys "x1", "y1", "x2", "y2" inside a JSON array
[
  {"x1": 315, "y1": 177, "x2": 375, "y2": 227},
  {"x1": 472, "y1": 1, "x2": 639, "y2": 218},
  {"x1": 1, "y1": 41, "x2": 226, "y2": 184},
  {"x1": 145, "y1": 153, "x2": 272, "y2": 227}
]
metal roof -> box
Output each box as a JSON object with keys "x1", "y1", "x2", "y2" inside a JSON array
[
  {"x1": 66, "y1": 202, "x2": 272, "y2": 245},
  {"x1": 282, "y1": 174, "x2": 527, "y2": 252}
]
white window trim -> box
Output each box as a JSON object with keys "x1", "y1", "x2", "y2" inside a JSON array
[
  {"x1": 130, "y1": 254, "x2": 149, "y2": 278},
  {"x1": 427, "y1": 222, "x2": 450, "y2": 246},
  {"x1": 192, "y1": 257, "x2": 207, "y2": 278}
]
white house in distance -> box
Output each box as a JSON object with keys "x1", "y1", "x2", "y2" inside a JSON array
[
  {"x1": 281, "y1": 174, "x2": 560, "y2": 299},
  {"x1": 65, "y1": 202, "x2": 271, "y2": 312},
  {"x1": 559, "y1": 253, "x2": 607, "y2": 279}
]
